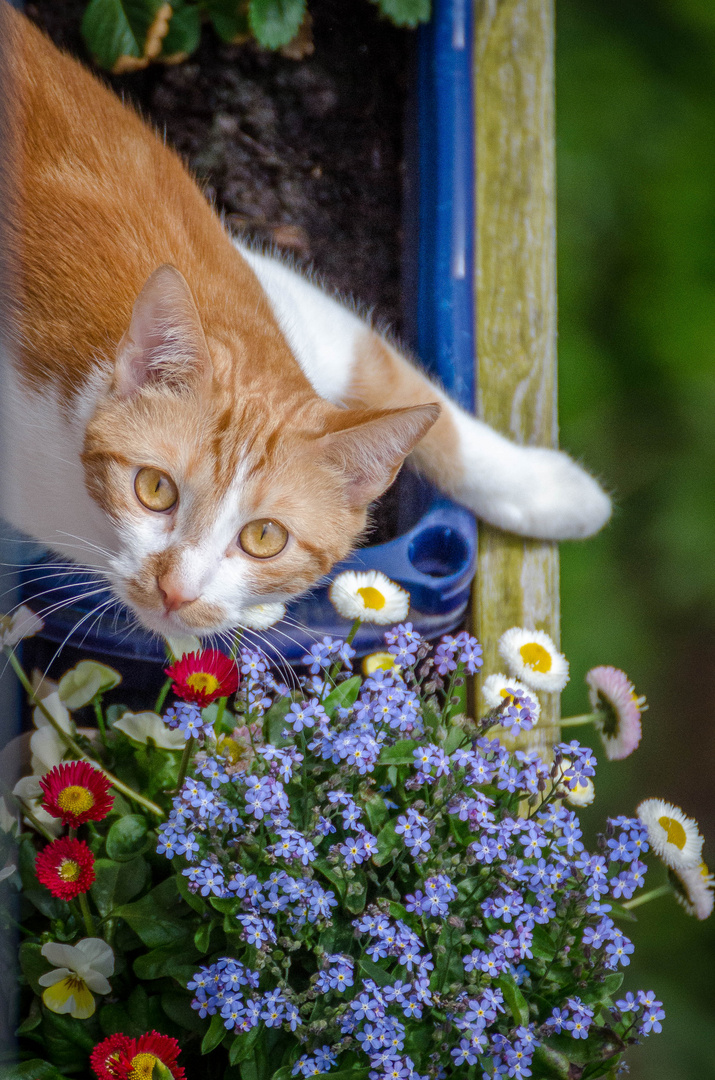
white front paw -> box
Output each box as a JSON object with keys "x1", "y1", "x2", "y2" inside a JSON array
[
  {"x1": 465, "y1": 446, "x2": 612, "y2": 541},
  {"x1": 499, "y1": 447, "x2": 612, "y2": 540}
]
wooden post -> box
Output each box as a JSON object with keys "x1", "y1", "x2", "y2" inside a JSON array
[{"x1": 472, "y1": 0, "x2": 560, "y2": 753}]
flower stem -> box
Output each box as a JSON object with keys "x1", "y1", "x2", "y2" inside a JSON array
[
  {"x1": 345, "y1": 618, "x2": 362, "y2": 648},
  {"x1": 622, "y1": 884, "x2": 672, "y2": 910},
  {"x1": 559, "y1": 713, "x2": 598, "y2": 728},
  {"x1": 78, "y1": 890, "x2": 96, "y2": 936},
  {"x1": 92, "y1": 695, "x2": 108, "y2": 747},
  {"x1": 5, "y1": 649, "x2": 164, "y2": 818},
  {"x1": 154, "y1": 677, "x2": 172, "y2": 714},
  {"x1": 214, "y1": 697, "x2": 228, "y2": 731},
  {"x1": 171, "y1": 736, "x2": 195, "y2": 795},
  {"x1": 6, "y1": 792, "x2": 55, "y2": 842}
]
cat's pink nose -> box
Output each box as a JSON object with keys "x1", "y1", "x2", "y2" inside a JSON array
[{"x1": 157, "y1": 577, "x2": 198, "y2": 614}]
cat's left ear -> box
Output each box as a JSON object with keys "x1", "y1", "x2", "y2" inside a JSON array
[
  {"x1": 113, "y1": 264, "x2": 212, "y2": 397},
  {"x1": 319, "y1": 403, "x2": 441, "y2": 507}
]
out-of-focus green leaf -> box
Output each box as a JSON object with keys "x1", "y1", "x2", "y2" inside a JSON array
[
  {"x1": 91, "y1": 856, "x2": 148, "y2": 917},
  {"x1": 205, "y1": 0, "x2": 251, "y2": 43},
  {"x1": 81, "y1": 0, "x2": 170, "y2": 71},
  {"x1": 249, "y1": 0, "x2": 306, "y2": 50},
  {"x1": 58, "y1": 659, "x2": 121, "y2": 710},
  {"x1": 105, "y1": 814, "x2": 150, "y2": 861},
  {"x1": 374, "y1": 0, "x2": 430, "y2": 26}
]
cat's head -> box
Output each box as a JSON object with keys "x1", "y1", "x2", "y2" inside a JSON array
[{"x1": 81, "y1": 265, "x2": 439, "y2": 639}]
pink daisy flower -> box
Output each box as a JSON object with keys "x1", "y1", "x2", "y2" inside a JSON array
[{"x1": 585, "y1": 665, "x2": 646, "y2": 760}]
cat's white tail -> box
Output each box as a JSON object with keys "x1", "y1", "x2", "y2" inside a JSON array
[{"x1": 239, "y1": 244, "x2": 611, "y2": 541}]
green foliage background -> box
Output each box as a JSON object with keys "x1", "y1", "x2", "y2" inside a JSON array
[{"x1": 557, "y1": 0, "x2": 715, "y2": 1074}]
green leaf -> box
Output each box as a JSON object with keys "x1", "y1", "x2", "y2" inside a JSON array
[
  {"x1": 229, "y1": 1023, "x2": 262, "y2": 1064},
  {"x1": 313, "y1": 858, "x2": 347, "y2": 900},
  {"x1": 372, "y1": 820, "x2": 400, "y2": 866},
  {"x1": 321, "y1": 675, "x2": 362, "y2": 717},
  {"x1": 133, "y1": 944, "x2": 198, "y2": 982},
  {"x1": 105, "y1": 814, "x2": 150, "y2": 861},
  {"x1": 530, "y1": 922, "x2": 556, "y2": 960},
  {"x1": 205, "y1": 0, "x2": 251, "y2": 43},
  {"x1": 377, "y1": 739, "x2": 418, "y2": 765},
  {"x1": 161, "y1": 990, "x2": 207, "y2": 1034},
  {"x1": 374, "y1": 0, "x2": 430, "y2": 29},
  {"x1": 497, "y1": 975, "x2": 530, "y2": 1026},
  {"x1": 531, "y1": 1045, "x2": 571, "y2": 1080},
  {"x1": 114, "y1": 876, "x2": 190, "y2": 947},
  {"x1": 40, "y1": 1010, "x2": 97, "y2": 1071},
  {"x1": 578, "y1": 971, "x2": 624, "y2": 1005},
  {"x1": 19, "y1": 942, "x2": 52, "y2": 993},
  {"x1": 202, "y1": 1011, "x2": 227, "y2": 1054},
  {"x1": 81, "y1": 0, "x2": 170, "y2": 71},
  {"x1": 91, "y1": 856, "x2": 148, "y2": 917},
  {"x1": 58, "y1": 659, "x2": 121, "y2": 710},
  {"x1": 194, "y1": 919, "x2": 215, "y2": 952},
  {"x1": 0, "y1": 1062, "x2": 66, "y2": 1080},
  {"x1": 345, "y1": 869, "x2": 367, "y2": 913},
  {"x1": 248, "y1": 0, "x2": 306, "y2": 49},
  {"x1": 161, "y1": 0, "x2": 201, "y2": 55},
  {"x1": 363, "y1": 792, "x2": 389, "y2": 834},
  {"x1": 358, "y1": 957, "x2": 393, "y2": 988},
  {"x1": 544, "y1": 1030, "x2": 624, "y2": 1067}
]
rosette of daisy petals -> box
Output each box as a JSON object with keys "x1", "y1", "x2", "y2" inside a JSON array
[
  {"x1": 39, "y1": 760, "x2": 113, "y2": 828},
  {"x1": 586, "y1": 665, "x2": 645, "y2": 761},
  {"x1": 164, "y1": 649, "x2": 239, "y2": 707},
  {"x1": 637, "y1": 798, "x2": 704, "y2": 872},
  {"x1": 90, "y1": 1030, "x2": 186, "y2": 1080}
]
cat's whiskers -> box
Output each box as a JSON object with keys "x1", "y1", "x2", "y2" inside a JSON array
[
  {"x1": 0, "y1": 573, "x2": 106, "y2": 617},
  {"x1": 39, "y1": 595, "x2": 122, "y2": 684},
  {"x1": 54, "y1": 532, "x2": 117, "y2": 563}
]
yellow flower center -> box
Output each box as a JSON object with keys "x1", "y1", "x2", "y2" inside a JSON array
[
  {"x1": 519, "y1": 642, "x2": 552, "y2": 673},
  {"x1": 58, "y1": 858, "x2": 80, "y2": 881},
  {"x1": 363, "y1": 652, "x2": 397, "y2": 675},
  {"x1": 128, "y1": 1053, "x2": 160, "y2": 1080},
  {"x1": 356, "y1": 586, "x2": 386, "y2": 610},
  {"x1": 658, "y1": 816, "x2": 687, "y2": 850},
  {"x1": 57, "y1": 785, "x2": 95, "y2": 814},
  {"x1": 186, "y1": 672, "x2": 220, "y2": 695}
]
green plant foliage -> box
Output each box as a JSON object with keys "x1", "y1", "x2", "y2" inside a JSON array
[
  {"x1": 81, "y1": 0, "x2": 169, "y2": 70},
  {"x1": 372, "y1": 0, "x2": 430, "y2": 30},
  {"x1": 78, "y1": 0, "x2": 428, "y2": 69},
  {"x1": 248, "y1": 0, "x2": 306, "y2": 49}
]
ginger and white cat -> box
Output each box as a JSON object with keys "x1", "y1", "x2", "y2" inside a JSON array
[{"x1": 0, "y1": 4, "x2": 610, "y2": 641}]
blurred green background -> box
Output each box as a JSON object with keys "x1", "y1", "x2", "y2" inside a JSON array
[{"x1": 557, "y1": 0, "x2": 715, "y2": 1074}]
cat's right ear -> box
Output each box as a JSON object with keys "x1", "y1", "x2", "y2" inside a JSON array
[{"x1": 113, "y1": 264, "x2": 212, "y2": 397}]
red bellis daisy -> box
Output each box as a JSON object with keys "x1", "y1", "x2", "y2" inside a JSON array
[
  {"x1": 35, "y1": 836, "x2": 95, "y2": 900},
  {"x1": 91, "y1": 1031, "x2": 186, "y2": 1080},
  {"x1": 164, "y1": 648, "x2": 239, "y2": 707},
  {"x1": 40, "y1": 760, "x2": 114, "y2": 827}
]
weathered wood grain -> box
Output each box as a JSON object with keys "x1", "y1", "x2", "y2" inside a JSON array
[{"x1": 472, "y1": 0, "x2": 561, "y2": 752}]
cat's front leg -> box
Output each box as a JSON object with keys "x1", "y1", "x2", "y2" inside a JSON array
[{"x1": 441, "y1": 410, "x2": 612, "y2": 540}]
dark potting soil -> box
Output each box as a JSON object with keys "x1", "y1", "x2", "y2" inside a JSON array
[{"x1": 25, "y1": 0, "x2": 413, "y2": 545}]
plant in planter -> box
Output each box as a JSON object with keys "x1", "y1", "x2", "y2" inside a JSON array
[
  {"x1": 79, "y1": 0, "x2": 430, "y2": 74},
  {"x1": 0, "y1": 573, "x2": 711, "y2": 1079}
]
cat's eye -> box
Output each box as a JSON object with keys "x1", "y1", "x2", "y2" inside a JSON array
[
  {"x1": 239, "y1": 519, "x2": 289, "y2": 559},
  {"x1": 134, "y1": 467, "x2": 178, "y2": 512}
]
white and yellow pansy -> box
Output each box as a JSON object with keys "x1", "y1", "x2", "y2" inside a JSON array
[{"x1": 38, "y1": 937, "x2": 114, "y2": 1019}]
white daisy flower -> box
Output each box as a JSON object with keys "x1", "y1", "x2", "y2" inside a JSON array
[
  {"x1": 586, "y1": 666, "x2": 645, "y2": 761},
  {"x1": 0, "y1": 605, "x2": 44, "y2": 649},
  {"x1": 329, "y1": 570, "x2": 409, "y2": 626},
  {"x1": 481, "y1": 673, "x2": 541, "y2": 722},
  {"x1": 637, "y1": 798, "x2": 704, "y2": 871},
  {"x1": 362, "y1": 652, "x2": 400, "y2": 676},
  {"x1": 241, "y1": 601, "x2": 286, "y2": 631},
  {"x1": 39, "y1": 937, "x2": 114, "y2": 1019},
  {"x1": 671, "y1": 862, "x2": 715, "y2": 921},
  {"x1": 497, "y1": 627, "x2": 569, "y2": 693},
  {"x1": 113, "y1": 711, "x2": 185, "y2": 751}
]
